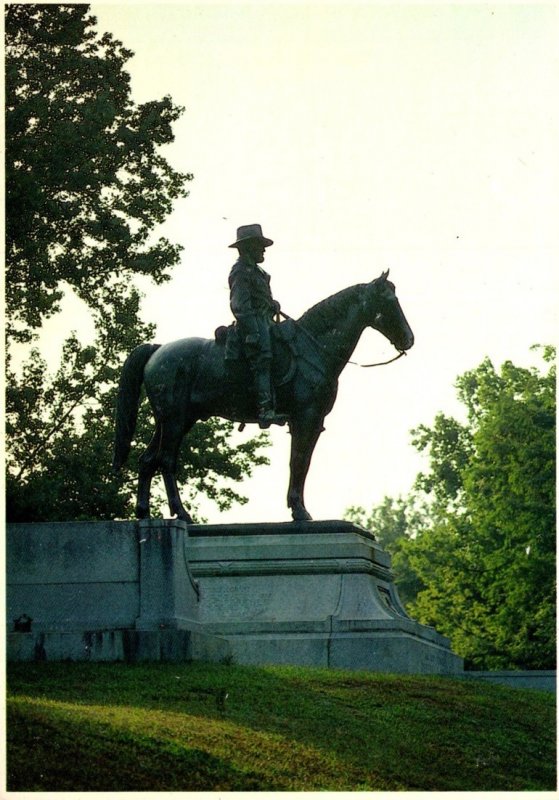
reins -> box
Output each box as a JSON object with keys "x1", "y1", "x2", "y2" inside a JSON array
[
  {"x1": 277, "y1": 311, "x2": 407, "y2": 369},
  {"x1": 356, "y1": 350, "x2": 406, "y2": 368}
]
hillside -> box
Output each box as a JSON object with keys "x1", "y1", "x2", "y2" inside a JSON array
[{"x1": 6, "y1": 661, "x2": 556, "y2": 792}]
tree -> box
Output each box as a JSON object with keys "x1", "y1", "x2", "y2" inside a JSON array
[
  {"x1": 5, "y1": 4, "x2": 270, "y2": 522},
  {"x1": 6, "y1": 3, "x2": 189, "y2": 342},
  {"x1": 347, "y1": 347, "x2": 556, "y2": 669}
]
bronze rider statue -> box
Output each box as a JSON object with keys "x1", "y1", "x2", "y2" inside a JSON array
[{"x1": 228, "y1": 223, "x2": 287, "y2": 429}]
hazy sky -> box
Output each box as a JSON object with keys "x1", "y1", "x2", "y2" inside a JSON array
[{"x1": 44, "y1": 2, "x2": 558, "y2": 523}]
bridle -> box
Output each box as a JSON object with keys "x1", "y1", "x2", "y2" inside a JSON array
[{"x1": 277, "y1": 310, "x2": 407, "y2": 370}]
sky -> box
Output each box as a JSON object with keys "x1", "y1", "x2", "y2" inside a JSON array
[{"x1": 41, "y1": 2, "x2": 558, "y2": 524}]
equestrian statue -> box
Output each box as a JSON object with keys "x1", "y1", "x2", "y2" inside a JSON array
[{"x1": 113, "y1": 224, "x2": 414, "y2": 522}]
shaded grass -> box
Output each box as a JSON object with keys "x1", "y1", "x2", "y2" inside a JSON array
[{"x1": 6, "y1": 661, "x2": 556, "y2": 792}]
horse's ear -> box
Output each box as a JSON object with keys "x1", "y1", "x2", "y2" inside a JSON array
[{"x1": 378, "y1": 269, "x2": 390, "y2": 282}]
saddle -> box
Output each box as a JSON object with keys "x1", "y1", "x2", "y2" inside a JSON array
[{"x1": 214, "y1": 318, "x2": 298, "y2": 387}]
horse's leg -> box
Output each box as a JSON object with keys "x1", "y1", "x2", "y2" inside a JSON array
[
  {"x1": 135, "y1": 422, "x2": 162, "y2": 519},
  {"x1": 287, "y1": 412, "x2": 325, "y2": 521},
  {"x1": 159, "y1": 418, "x2": 196, "y2": 523}
]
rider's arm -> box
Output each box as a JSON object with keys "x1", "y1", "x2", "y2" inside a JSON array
[
  {"x1": 229, "y1": 266, "x2": 260, "y2": 343},
  {"x1": 229, "y1": 266, "x2": 255, "y2": 321}
]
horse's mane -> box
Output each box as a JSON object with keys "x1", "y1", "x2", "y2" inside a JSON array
[{"x1": 297, "y1": 283, "x2": 368, "y2": 337}]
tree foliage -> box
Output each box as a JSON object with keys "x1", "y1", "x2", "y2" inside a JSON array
[
  {"x1": 5, "y1": 4, "x2": 269, "y2": 522},
  {"x1": 5, "y1": 3, "x2": 190, "y2": 342},
  {"x1": 347, "y1": 347, "x2": 556, "y2": 669}
]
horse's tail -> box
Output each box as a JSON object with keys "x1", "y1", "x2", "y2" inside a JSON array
[{"x1": 113, "y1": 343, "x2": 161, "y2": 471}]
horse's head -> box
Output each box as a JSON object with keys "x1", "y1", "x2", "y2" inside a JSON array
[{"x1": 366, "y1": 270, "x2": 414, "y2": 352}]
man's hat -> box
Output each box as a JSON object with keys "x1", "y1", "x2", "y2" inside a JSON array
[{"x1": 229, "y1": 223, "x2": 273, "y2": 248}]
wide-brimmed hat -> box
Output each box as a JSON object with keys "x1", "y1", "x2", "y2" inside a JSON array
[{"x1": 229, "y1": 223, "x2": 273, "y2": 248}]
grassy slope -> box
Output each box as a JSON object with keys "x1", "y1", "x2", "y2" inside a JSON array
[{"x1": 6, "y1": 661, "x2": 556, "y2": 792}]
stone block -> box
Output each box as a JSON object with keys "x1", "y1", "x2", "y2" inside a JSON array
[
  {"x1": 6, "y1": 520, "x2": 224, "y2": 663},
  {"x1": 7, "y1": 521, "x2": 139, "y2": 631},
  {"x1": 7, "y1": 628, "x2": 232, "y2": 664},
  {"x1": 135, "y1": 518, "x2": 200, "y2": 630},
  {"x1": 7, "y1": 521, "x2": 138, "y2": 583},
  {"x1": 8, "y1": 582, "x2": 139, "y2": 632},
  {"x1": 186, "y1": 520, "x2": 463, "y2": 674}
]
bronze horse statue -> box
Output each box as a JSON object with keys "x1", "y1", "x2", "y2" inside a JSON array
[{"x1": 113, "y1": 271, "x2": 414, "y2": 522}]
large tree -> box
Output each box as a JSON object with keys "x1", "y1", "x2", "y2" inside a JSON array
[
  {"x1": 5, "y1": 4, "x2": 269, "y2": 522},
  {"x1": 6, "y1": 3, "x2": 188, "y2": 342},
  {"x1": 347, "y1": 347, "x2": 556, "y2": 669}
]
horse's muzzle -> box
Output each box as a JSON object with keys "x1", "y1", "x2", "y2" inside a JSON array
[{"x1": 394, "y1": 331, "x2": 414, "y2": 351}]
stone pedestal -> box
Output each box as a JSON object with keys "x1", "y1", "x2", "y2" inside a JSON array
[
  {"x1": 7, "y1": 519, "x2": 462, "y2": 673},
  {"x1": 186, "y1": 520, "x2": 463, "y2": 674}
]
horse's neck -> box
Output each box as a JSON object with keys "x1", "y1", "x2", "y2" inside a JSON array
[{"x1": 298, "y1": 285, "x2": 368, "y2": 372}]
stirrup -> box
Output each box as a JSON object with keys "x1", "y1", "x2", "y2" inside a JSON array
[{"x1": 258, "y1": 407, "x2": 288, "y2": 429}]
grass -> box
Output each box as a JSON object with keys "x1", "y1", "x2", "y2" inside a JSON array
[{"x1": 6, "y1": 660, "x2": 556, "y2": 792}]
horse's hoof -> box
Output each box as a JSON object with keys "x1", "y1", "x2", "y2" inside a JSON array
[
  {"x1": 291, "y1": 509, "x2": 313, "y2": 522},
  {"x1": 136, "y1": 506, "x2": 150, "y2": 520}
]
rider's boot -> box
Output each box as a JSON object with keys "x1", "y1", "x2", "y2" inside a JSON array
[{"x1": 254, "y1": 364, "x2": 288, "y2": 429}]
